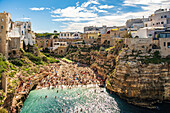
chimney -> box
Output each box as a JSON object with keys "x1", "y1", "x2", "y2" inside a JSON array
[{"x1": 3, "y1": 11, "x2": 5, "y2": 14}]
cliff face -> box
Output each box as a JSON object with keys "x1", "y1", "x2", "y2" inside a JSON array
[
  {"x1": 66, "y1": 42, "x2": 170, "y2": 108},
  {"x1": 66, "y1": 41, "x2": 124, "y2": 79},
  {"x1": 107, "y1": 48, "x2": 170, "y2": 108}
]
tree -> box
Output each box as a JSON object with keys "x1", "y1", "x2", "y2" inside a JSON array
[
  {"x1": 54, "y1": 30, "x2": 57, "y2": 33},
  {"x1": 124, "y1": 32, "x2": 133, "y2": 38}
]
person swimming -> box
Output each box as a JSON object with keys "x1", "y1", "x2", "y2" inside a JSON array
[
  {"x1": 45, "y1": 95, "x2": 47, "y2": 98},
  {"x1": 57, "y1": 90, "x2": 59, "y2": 93}
]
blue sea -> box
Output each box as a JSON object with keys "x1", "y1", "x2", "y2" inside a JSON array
[{"x1": 20, "y1": 87, "x2": 170, "y2": 113}]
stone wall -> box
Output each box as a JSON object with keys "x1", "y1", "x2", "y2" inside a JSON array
[
  {"x1": 159, "y1": 38, "x2": 170, "y2": 57},
  {"x1": 125, "y1": 38, "x2": 153, "y2": 52},
  {"x1": 0, "y1": 12, "x2": 11, "y2": 58},
  {"x1": 1, "y1": 74, "x2": 7, "y2": 94},
  {"x1": 125, "y1": 38, "x2": 170, "y2": 58}
]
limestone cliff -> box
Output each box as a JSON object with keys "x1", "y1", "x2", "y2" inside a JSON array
[
  {"x1": 66, "y1": 41, "x2": 124, "y2": 79},
  {"x1": 106, "y1": 48, "x2": 170, "y2": 108}
]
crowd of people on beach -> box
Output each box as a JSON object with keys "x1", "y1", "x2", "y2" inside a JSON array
[
  {"x1": 13, "y1": 59, "x2": 104, "y2": 113},
  {"x1": 37, "y1": 60, "x2": 101, "y2": 90}
]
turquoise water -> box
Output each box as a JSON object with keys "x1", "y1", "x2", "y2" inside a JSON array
[{"x1": 20, "y1": 87, "x2": 170, "y2": 113}]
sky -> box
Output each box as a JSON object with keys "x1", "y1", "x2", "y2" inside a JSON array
[{"x1": 0, "y1": 0, "x2": 170, "y2": 33}]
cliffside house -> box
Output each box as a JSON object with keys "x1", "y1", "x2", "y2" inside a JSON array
[
  {"x1": 0, "y1": 11, "x2": 36, "y2": 58},
  {"x1": 59, "y1": 32, "x2": 82, "y2": 39}
]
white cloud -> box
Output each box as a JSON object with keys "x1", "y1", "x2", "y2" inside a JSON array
[
  {"x1": 123, "y1": 0, "x2": 170, "y2": 8},
  {"x1": 51, "y1": 15, "x2": 61, "y2": 17},
  {"x1": 51, "y1": 0, "x2": 170, "y2": 32},
  {"x1": 19, "y1": 17, "x2": 31, "y2": 20},
  {"x1": 98, "y1": 5, "x2": 114, "y2": 9},
  {"x1": 46, "y1": 8, "x2": 51, "y2": 10},
  {"x1": 90, "y1": 5, "x2": 108, "y2": 13},
  {"x1": 81, "y1": 0, "x2": 100, "y2": 8},
  {"x1": 76, "y1": 2, "x2": 79, "y2": 7},
  {"x1": 51, "y1": 6, "x2": 97, "y2": 18},
  {"x1": 29, "y1": 7, "x2": 51, "y2": 11},
  {"x1": 61, "y1": 10, "x2": 156, "y2": 32}
]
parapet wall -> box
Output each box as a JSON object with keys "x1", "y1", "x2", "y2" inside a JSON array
[
  {"x1": 125, "y1": 38, "x2": 170, "y2": 58},
  {"x1": 1, "y1": 74, "x2": 7, "y2": 94}
]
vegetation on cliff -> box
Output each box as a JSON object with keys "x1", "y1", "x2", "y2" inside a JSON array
[
  {"x1": 140, "y1": 51, "x2": 170, "y2": 64},
  {"x1": 106, "y1": 48, "x2": 170, "y2": 108},
  {"x1": 0, "y1": 44, "x2": 60, "y2": 112},
  {"x1": 0, "y1": 54, "x2": 9, "y2": 78}
]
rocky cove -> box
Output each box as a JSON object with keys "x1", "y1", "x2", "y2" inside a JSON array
[
  {"x1": 65, "y1": 41, "x2": 170, "y2": 109},
  {"x1": 4, "y1": 63, "x2": 60, "y2": 112},
  {"x1": 1, "y1": 41, "x2": 170, "y2": 112}
]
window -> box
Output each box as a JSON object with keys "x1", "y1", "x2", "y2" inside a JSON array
[
  {"x1": 164, "y1": 15, "x2": 167, "y2": 18},
  {"x1": 1, "y1": 26, "x2": 3, "y2": 29},
  {"x1": 1, "y1": 19, "x2": 4, "y2": 22},
  {"x1": 161, "y1": 16, "x2": 163, "y2": 18},
  {"x1": 89, "y1": 36, "x2": 91, "y2": 39},
  {"x1": 167, "y1": 34, "x2": 170, "y2": 38},
  {"x1": 148, "y1": 34, "x2": 152, "y2": 37},
  {"x1": 168, "y1": 42, "x2": 170, "y2": 48},
  {"x1": 92, "y1": 36, "x2": 94, "y2": 39},
  {"x1": 161, "y1": 22, "x2": 164, "y2": 24},
  {"x1": 64, "y1": 34, "x2": 66, "y2": 36},
  {"x1": 164, "y1": 42, "x2": 166, "y2": 46},
  {"x1": 0, "y1": 37, "x2": 1, "y2": 43},
  {"x1": 167, "y1": 42, "x2": 170, "y2": 48},
  {"x1": 159, "y1": 34, "x2": 166, "y2": 38}
]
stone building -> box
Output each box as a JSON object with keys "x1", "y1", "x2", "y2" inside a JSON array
[
  {"x1": 84, "y1": 25, "x2": 119, "y2": 34},
  {"x1": 0, "y1": 12, "x2": 11, "y2": 58},
  {"x1": 59, "y1": 32, "x2": 82, "y2": 39},
  {"x1": 82, "y1": 32, "x2": 99, "y2": 44},
  {"x1": 0, "y1": 11, "x2": 36, "y2": 58}
]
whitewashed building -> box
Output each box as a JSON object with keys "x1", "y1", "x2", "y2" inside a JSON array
[
  {"x1": 144, "y1": 9, "x2": 170, "y2": 29},
  {"x1": 52, "y1": 41, "x2": 68, "y2": 51},
  {"x1": 133, "y1": 27, "x2": 165, "y2": 38},
  {"x1": 14, "y1": 21, "x2": 35, "y2": 46},
  {"x1": 59, "y1": 32, "x2": 82, "y2": 39}
]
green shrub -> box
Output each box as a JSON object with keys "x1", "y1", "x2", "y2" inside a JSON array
[
  {"x1": 11, "y1": 59, "x2": 24, "y2": 66},
  {"x1": 0, "y1": 108, "x2": 8, "y2": 113},
  {"x1": 42, "y1": 56, "x2": 48, "y2": 62},
  {"x1": 25, "y1": 53, "x2": 43, "y2": 65},
  {"x1": 0, "y1": 54, "x2": 9, "y2": 77},
  {"x1": 141, "y1": 51, "x2": 170, "y2": 64},
  {"x1": 9, "y1": 71, "x2": 16, "y2": 77},
  {"x1": 48, "y1": 57, "x2": 59, "y2": 63},
  {"x1": 100, "y1": 47, "x2": 105, "y2": 51}
]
